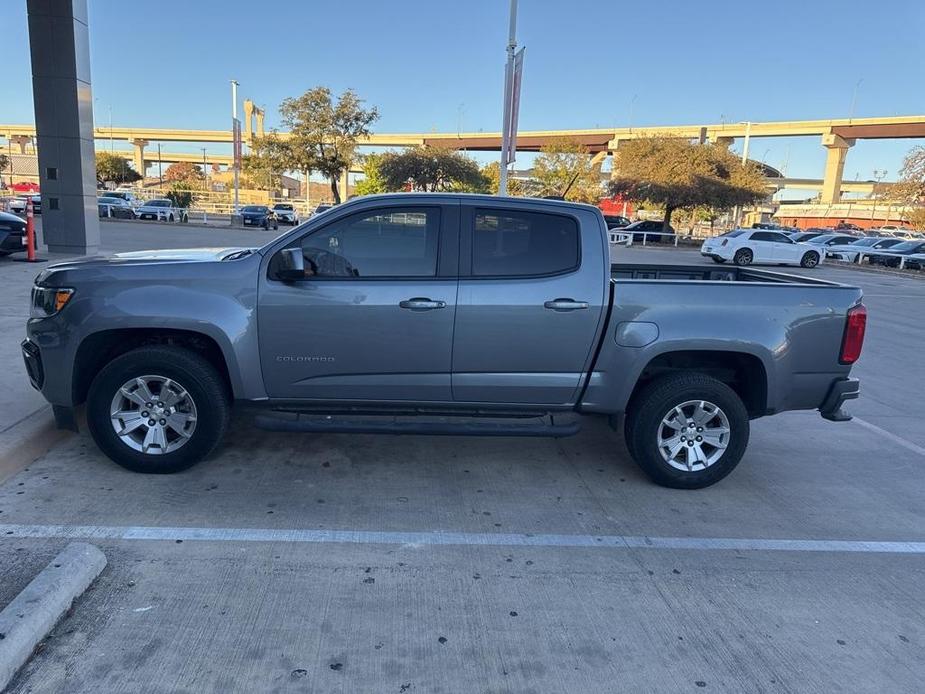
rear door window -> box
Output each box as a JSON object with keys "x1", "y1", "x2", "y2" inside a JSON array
[{"x1": 472, "y1": 209, "x2": 579, "y2": 277}]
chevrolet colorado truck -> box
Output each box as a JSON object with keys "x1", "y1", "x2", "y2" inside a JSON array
[{"x1": 22, "y1": 194, "x2": 866, "y2": 488}]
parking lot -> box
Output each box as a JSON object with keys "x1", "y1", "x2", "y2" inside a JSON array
[{"x1": 1, "y1": 221, "x2": 924, "y2": 692}]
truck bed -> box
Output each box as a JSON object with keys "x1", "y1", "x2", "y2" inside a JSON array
[{"x1": 611, "y1": 263, "x2": 840, "y2": 286}]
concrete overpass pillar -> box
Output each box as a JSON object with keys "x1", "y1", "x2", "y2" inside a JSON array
[
  {"x1": 255, "y1": 108, "x2": 265, "y2": 138},
  {"x1": 709, "y1": 135, "x2": 735, "y2": 148},
  {"x1": 11, "y1": 135, "x2": 32, "y2": 153},
  {"x1": 607, "y1": 139, "x2": 625, "y2": 179},
  {"x1": 820, "y1": 134, "x2": 855, "y2": 205},
  {"x1": 27, "y1": 0, "x2": 99, "y2": 254},
  {"x1": 243, "y1": 99, "x2": 254, "y2": 143},
  {"x1": 131, "y1": 139, "x2": 148, "y2": 178},
  {"x1": 339, "y1": 168, "x2": 350, "y2": 201}
]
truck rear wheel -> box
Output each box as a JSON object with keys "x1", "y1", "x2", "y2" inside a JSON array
[
  {"x1": 86, "y1": 346, "x2": 230, "y2": 474},
  {"x1": 624, "y1": 373, "x2": 749, "y2": 489}
]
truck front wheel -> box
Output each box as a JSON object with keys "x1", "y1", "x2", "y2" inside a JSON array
[
  {"x1": 86, "y1": 346, "x2": 230, "y2": 474},
  {"x1": 624, "y1": 373, "x2": 750, "y2": 489}
]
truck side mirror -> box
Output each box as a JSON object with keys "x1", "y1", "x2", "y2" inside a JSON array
[{"x1": 277, "y1": 247, "x2": 305, "y2": 281}]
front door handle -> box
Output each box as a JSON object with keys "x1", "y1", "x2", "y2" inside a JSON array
[
  {"x1": 544, "y1": 298, "x2": 589, "y2": 311},
  {"x1": 400, "y1": 297, "x2": 446, "y2": 311}
]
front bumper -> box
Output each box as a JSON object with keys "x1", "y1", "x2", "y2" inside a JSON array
[
  {"x1": 819, "y1": 377, "x2": 860, "y2": 422},
  {"x1": 1, "y1": 231, "x2": 26, "y2": 252},
  {"x1": 21, "y1": 338, "x2": 44, "y2": 390}
]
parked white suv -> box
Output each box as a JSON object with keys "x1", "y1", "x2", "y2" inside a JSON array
[{"x1": 701, "y1": 229, "x2": 822, "y2": 268}]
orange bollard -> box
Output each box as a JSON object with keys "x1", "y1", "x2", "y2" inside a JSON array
[{"x1": 25, "y1": 197, "x2": 37, "y2": 261}]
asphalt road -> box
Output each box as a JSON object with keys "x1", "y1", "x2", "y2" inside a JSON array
[{"x1": 1, "y1": 222, "x2": 923, "y2": 693}]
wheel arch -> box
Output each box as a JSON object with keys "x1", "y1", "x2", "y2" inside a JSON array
[
  {"x1": 626, "y1": 349, "x2": 769, "y2": 418},
  {"x1": 72, "y1": 327, "x2": 236, "y2": 406}
]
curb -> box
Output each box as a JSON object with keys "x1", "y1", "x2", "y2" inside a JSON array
[
  {"x1": 0, "y1": 542, "x2": 107, "y2": 690},
  {"x1": 0, "y1": 408, "x2": 72, "y2": 485}
]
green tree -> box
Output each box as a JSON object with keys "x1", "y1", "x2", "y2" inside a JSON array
[
  {"x1": 95, "y1": 152, "x2": 142, "y2": 185},
  {"x1": 895, "y1": 146, "x2": 925, "y2": 210},
  {"x1": 904, "y1": 206, "x2": 925, "y2": 230},
  {"x1": 532, "y1": 139, "x2": 603, "y2": 203},
  {"x1": 243, "y1": 134, "x2": 290, "y2": 190},
  {"x1": 353, "y1": 153, "x2": 388, "y2": 196},
  {"x1": 278, "y1": 87, "x2": 379, "y2": 204},
  {"x1": 379, "y1": 145, "x2": 485, "y2": 192},
  {"x1": 165, "y1": 181, "x2": 197, "y2": 210},
  {"x1": 609, "y1": 137, "x2": 768, "y2": 230},
  {"x1": 164, "y1": 161, "x2": 204, "y2": 184},
  {"x1": 479, "y1": 161, "x2": 523, "y2": 195}
]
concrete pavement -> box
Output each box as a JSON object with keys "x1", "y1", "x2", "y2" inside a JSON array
[{"x1": 0, "y1": 224, "x2": 923, "y2": 692}]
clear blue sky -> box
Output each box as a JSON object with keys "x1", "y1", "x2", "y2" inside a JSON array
[{"x1": 1, "y1": 0, "x2": 923, "y2": 193}]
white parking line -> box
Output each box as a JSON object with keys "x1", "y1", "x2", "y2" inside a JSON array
[
  {"x1": 853, "y1": 416, "x2": 925, "y2": 457},
  {"x1": 2, "y1": 523, "x2": 924, "y2": 554}
]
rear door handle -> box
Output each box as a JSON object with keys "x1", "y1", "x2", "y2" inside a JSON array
[
  {"x1": 544, "y1": 298, "x2": 589, "y2": 311},
  {"x1": 399, "y1": 297, "x2": 446, "y2": 311}
]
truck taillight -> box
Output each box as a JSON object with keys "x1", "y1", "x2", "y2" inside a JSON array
[{"x1": 839, "y1": 303, "x2": 866, "y2": 365}]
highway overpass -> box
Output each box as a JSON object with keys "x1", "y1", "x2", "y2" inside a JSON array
[{"x1": 3, "y1": 114, "x2": 925, "y2": 206}]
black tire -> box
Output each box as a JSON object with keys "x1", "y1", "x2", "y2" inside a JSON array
[
  {"x1": 86, "y1": 346, "x2": 230, "y2": 474},
  {"x1": 711, "y1": 256, "x2": 726, "y2": 264},
  {"x1": 168, "y1": 214, "x2": 175, "y2": 222},
  {"x1": 273, "y1": 222, "x2": 279, "y2": 230},
  {"x1": 263, "y1": 219, "x2": 269, "y2": 230},
  {"x1": 624, "y1": 372, "x2": 750, "y2": 489},
  {"x1": 733, "y1": 248, "x2": 753, "y2": 266},
  {"x1": 800, "y1": 251, "x2": 819, "y2": 268}
]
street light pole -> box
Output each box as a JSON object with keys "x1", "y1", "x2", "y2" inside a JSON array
[
  {"x1": 870, "y1": 168, "x2": 887, "y2": 224},
  {"x1": 498, "y1": 0, "x2": 518, "y2": 196},
  {"x1": 231, "y1": 80, "x2": 240, "y2": 215},
  {"x1": 741, "y1": 121, "x2": 752, "y2": 164},
  {"x1": 202, "y1": 147, "x2": 209, "y2": 223},
  {"x1": 109, "y1": 104, "x2": 113, "y2": 152},
  {"x1": 849, "y1": 78, "x2": 863, "y2": 122}
]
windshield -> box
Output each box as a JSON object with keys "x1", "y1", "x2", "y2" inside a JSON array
[
  {"x1": 243, "y1": 206, "x2": 265, "y2": 212},
  {"x1": 891, "y1": 241, "x2": 922, "y2": 252},
  {"x1": 274, "y1": 204, "x2": 293, "y2": 211},
  {"x1": 145, "y1": 200, "x2": 168, "y2": 207}
]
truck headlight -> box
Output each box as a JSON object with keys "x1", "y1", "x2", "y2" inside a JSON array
[{"x1": 31, "y1": 286, "x2": 74, "y2": 317}]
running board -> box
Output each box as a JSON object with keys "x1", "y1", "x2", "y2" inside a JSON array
[{"x1": 253, "y1": 412, "x2": 582, "y2": 438}]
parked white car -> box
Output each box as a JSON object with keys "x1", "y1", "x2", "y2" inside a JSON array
[
  {"x1": 136, "y1": 199, "x2": 187, "y2": 222},
  {"x1": 7, "y1": 195, "x2": 40, "y2": 214},
  {"x1": 271, "y1": 203, "x2": 299, "y2": 225},
  {"x1": 700, "y1": 229, "x2": 822, "y2": 268}
]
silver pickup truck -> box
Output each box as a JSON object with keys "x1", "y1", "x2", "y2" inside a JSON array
[{"x1": 22, "y1": 194, "x2": 866, "y2": 488}]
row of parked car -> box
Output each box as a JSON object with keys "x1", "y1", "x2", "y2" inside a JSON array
[{"x1": 700, "y1": 225, "x2": 925, "y2": 270}]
